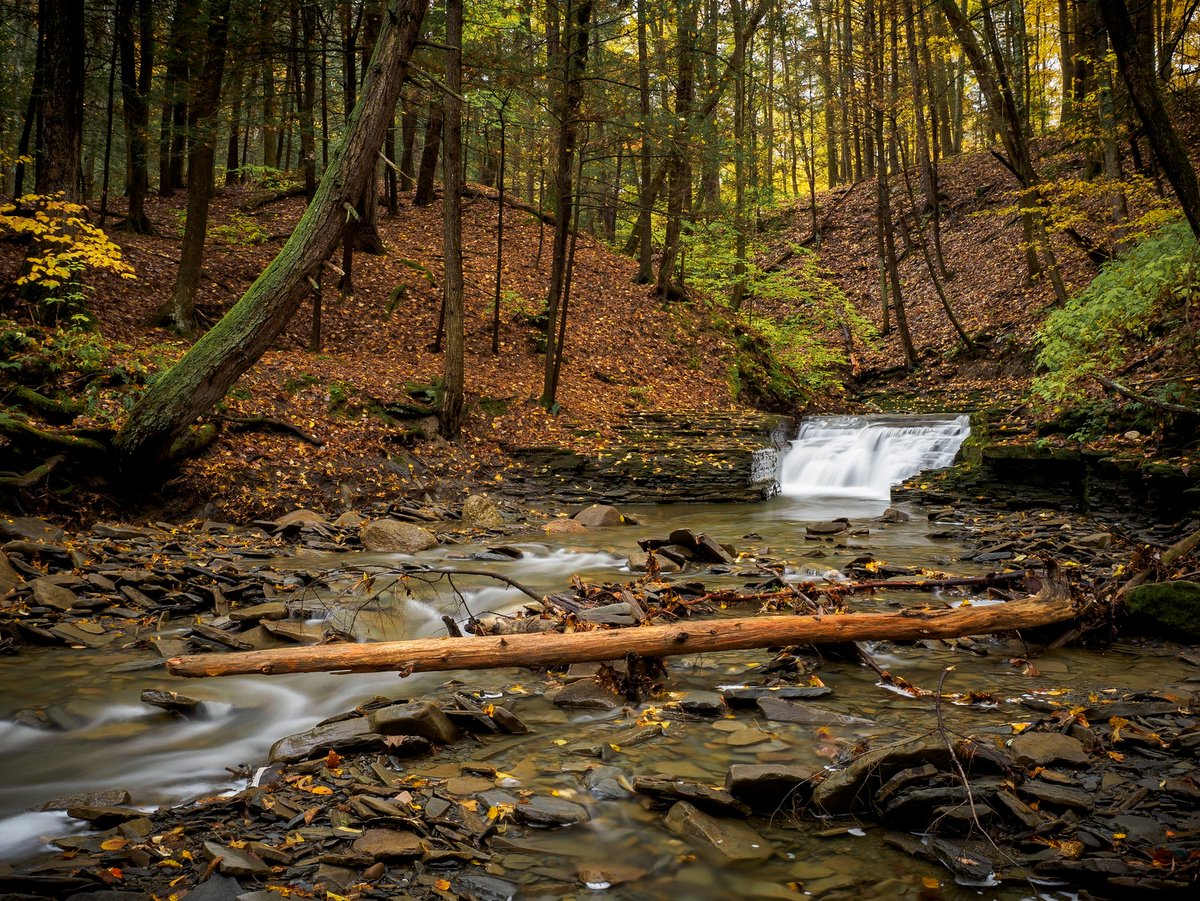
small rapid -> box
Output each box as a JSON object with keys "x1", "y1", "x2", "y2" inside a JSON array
[{"x1": 778, "y1": 414, "x2": 970, "y2": 502}]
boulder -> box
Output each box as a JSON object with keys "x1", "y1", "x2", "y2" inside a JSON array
[
  {"x1": 368, "y1": 700, "x2": 460, "y2": 745},
  {"x1": 360, "y1": 519, "x2": 438, "y2": 553},
  {"x1": 461, "y1": 495, "x2": 505, "y2": 529},
  {"x1": 1125, "y1": 581, "x2": 1200, "y2": 641},
  {"x1": 663, "y1": 801, "x2": 775, "y2": 861},
  {"x1": 572, "y1": 504, "x2": 625, "y2": 527}
]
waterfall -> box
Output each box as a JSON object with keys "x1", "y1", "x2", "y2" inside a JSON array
[{"x1": 778, "y1": 414, "x2": 970, "y2": 500}]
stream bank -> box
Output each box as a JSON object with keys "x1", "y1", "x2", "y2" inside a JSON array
[{"x1": 2, "y1": 416, "x2": 1199, "y2": 900}]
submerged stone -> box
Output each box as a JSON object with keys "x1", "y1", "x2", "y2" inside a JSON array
[{"x1": 663, "y1": 801, "x2": 774, "y2": 861}]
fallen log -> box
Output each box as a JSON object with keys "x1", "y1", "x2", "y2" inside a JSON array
[{"x1": 167, "y1": 570, "x2": 1074, "y2": 678}]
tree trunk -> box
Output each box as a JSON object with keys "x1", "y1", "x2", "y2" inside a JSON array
[
  {"x1": 156, "y1": 0, "x2": 233, "y2": 336},
  {"x1": 117, "y1": 0, "x2": 154, "y2": 232},
  {"x1": 166, "y1": 574, "x2": 1073, "y2": 678},
  {"x1": 635, "y1": 0, "x2": 654, "y2": 282},
  {"x1": 160, "y1": 0, "x2": 198, "y2": 195},
  {"x1": 413, "y1": 101, "x2": 442, "y2": 206},
  {"x1": 35, "y1": 0, "x2": 84, "y2": 200},
  {"x1": 115, "y1": 0, "x2": 430, "y2": 474},
  {"x1": 1098, "y1": 0, "x2": 1200, "y2": 238},
  {"x1": 541, "y1": 0, "x2": 594, "y2": 410},
  {"x1": 440, "y1": 0, "x2": 465, "y2": 440},
  {"x1": 656, "y1": 0, "x2": 698, "y2": 300}
]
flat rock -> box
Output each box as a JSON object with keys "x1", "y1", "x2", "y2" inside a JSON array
[
  {"x1": 1009, "y1": 732, "x2": 1090, "y2": 768},
  {"x1": 360, "y1": 519, "x2": 438, "y2": 553},
  {"x1": 269, "y1": 716, "x2": 386, "y2": 763},
  {"x1": 452, "y1": 875, "x2": 520, "y2": 901},
  {"x1": 721, "y1": 685, "x2": 833, "y2": 707},
  {"x1": 38, "y1": 789, "x2": 131, "y2": 811},
  {"x1": 552, "y1": 677, "x2": 623, "y2": 710},
  {"x1": 66, "y1": 805, "x2": 146, "y2": 828},
  {"x1": 0, "y1": 516, "x2": 64, "y2": 543},
  {"x1": 806, "y1": 519, "x2": 849, "y2": 536},
  {"x1": 274, "y1": 509, "x2": 326, "y2": 528},
  {"x1": 756, "y1": 697, "x2": 870, "y2": 726},
  {"x1": 141, "y1": 689, "x2": 205, "y2": 718},
  {"x1": 461, "y1": 495, "x2": 505, "y2": 529},
  {"x1": 1019, "y1": 779, "x2": 1095, "y2": 811},
  {"x1": 516, "y1": 795, "x2": 590, "y2": 826},
  {"x1": 578, "y1": 602, "x2": 637, "y2": 626},
  {"x1": 32, "y1": 578, "x2": 79, "y2": 611},
  {"x1": 572, "y1": 504, "x2": 626, "y2": 527},
  {"x1": 202, "y1": 841, "x2": 272, "y2": 878},
  {"x1": 583, "y1": 766, "x2": 631, "y2": 800},
  {"x1": 228, "y1": 601, "x2": 288, "y2": 623},
  {"x1": 368, "y1": 700, "x2": 460, "y2": 744},
  {"x1": 726, "y1": 764, "x2": 822, "y2": 809},
  {"x1": 179, "y1": 874, "x2": 245, "y2": 901},
  {"x1": 545, "y1": 519, "x2": 588, "y2": 534},
  {"x1": 663, "y1": 801, "x2": 774, "y2": 861},
  {"x1": 633, "y1": 776, "x2": 750, "y2": 817},
  {"x1": 261, "y1": 619, "x2": 326, "y2": 643},
  {"x1": 677, "y1": 691, "x2": 726, "y2": 717},
  {"x1": 352, "y1": 827, "x2": 425, "y2": 859}
]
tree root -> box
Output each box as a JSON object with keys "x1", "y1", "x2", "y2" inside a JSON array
[{"x1": 216, "y1": 414, "x2": 325, "y2": 446}]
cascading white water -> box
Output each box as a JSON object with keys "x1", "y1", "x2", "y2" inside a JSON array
[{"x1": 778, "y1": 414, "x2": 970, "y2": 500}]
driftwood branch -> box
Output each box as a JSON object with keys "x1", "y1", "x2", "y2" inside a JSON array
[
  {"x1": 1095, "y1": 375, "x2": 1200, "y2": 415},
  {"x1": 167, "y1": 571, "x2": 1073, "y2": 678},
  {"x1": 216, "y1": 415, "x2": 325, "y2": 446}
]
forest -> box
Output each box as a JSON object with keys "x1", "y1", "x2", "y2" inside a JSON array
[{"x1": 1, "y1": 1, "x2": 1200, "y2": 899}]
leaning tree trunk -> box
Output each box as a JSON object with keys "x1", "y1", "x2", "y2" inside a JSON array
[{"x1": 115, "y1": 0, "x2": 430, "y2": 475}]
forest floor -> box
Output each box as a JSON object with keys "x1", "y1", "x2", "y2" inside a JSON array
[{"x1": 3, "y1": 113, "x2": 1199, "y2": 524}]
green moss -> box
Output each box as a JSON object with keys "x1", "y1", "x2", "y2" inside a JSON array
[{"x1": 1125, "y1": 580, "x2": 1200, "y2": 641}]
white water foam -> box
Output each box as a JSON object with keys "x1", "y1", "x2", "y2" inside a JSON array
[{"x1": 779, "y1": 414, "x2": 970, "y2": 500}]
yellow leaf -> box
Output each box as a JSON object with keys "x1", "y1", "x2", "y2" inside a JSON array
[
  {"x1": 435, "y1": 879, "x2": 451, "y2": 891},
  {"x1": 101, "y1": 837, "x2": 128, "y2": 851}
]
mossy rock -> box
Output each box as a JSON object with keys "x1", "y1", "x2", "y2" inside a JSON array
[{"x1": 1125, "y1": 580, "x2": 1200, "y2": 641}]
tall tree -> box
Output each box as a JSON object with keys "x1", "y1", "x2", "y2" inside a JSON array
[
  {"x1": 35, "y1": 0, "x2": 85, "y2": 200},
  {"x1": 441, "y1": 0, "x2": 465, "y2": 439},
  {"x1": 1098, "y1": 0, "x2": 1200, "y2": 238},
  {"x1": 116, "y1": 0, "x2": 430, "y2": 474},
  {"x1": 117, "y1": 0, "x2": 155, "y2": 233},
  {"x1": 157, "y1": 0, "x2": 233, "y2": 335}
]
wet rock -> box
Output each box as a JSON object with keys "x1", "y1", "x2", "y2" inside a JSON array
[
  {"x1": 274, "y1": 509, "x2": 326, "y2": 528},
  {"x1": 359, "y1": 519, "x2": 438, "y2": 553},
  {"x1": 811, "y1": 736, "x2": 952, "y2": 814},
  {"x1": 583, "y1": 765, "x2": 631, "y2": 800},
  {"x1": 806, "y1": 519, "x2": 849, "y2": 536},
  {"x1": 202, "y1": 841, "x2": 272, "y2": 878},
  {"x1": 38, "y1": 789, "x2": 132, "y2": 811},
  {"x1": 453, "y1": 874, "x2": 520, "y2": 901},
  {"x1": 665, "y1": 528, "x2": 736, "y2": 564},
  {"x1": 140, "y1": 689, "x2": 206, "y2": 718},
  {"x1": 552, "y1": 677, "x2": 623, "y2": 710},
  {"x1": 0, "y1": 551, "x2": 22, "y2": 596},
  {"x1": 927, "y1": 837, "x2": 994, "y2": 884},
  {"x1": 66, "y1": 804, "x2": 146, "y2": 828},
  {"x1": 462, "y1": 495, "x2": 505, "y2": 529},
  {"x1": 677, "y1": 691, "x2": 726, "y2": 717},
  {"x1": 516, "y1": 795, "x2": 590, "y2": 826},
  {"x1": 992, "y1": 789, "x2": 1043, "y2": 828},
  {"x1": 0, "y1": 516, "x2": 64, "y2": 543},
  {"x1": 879, "y1": 508, "x2": 911, "y2": 523},
  {"x1": 268, "y1": 716, "x2": 386, "y2": 763},
  {"x1": 756, "y1": 697, "x2": 870, "y2": 726},
  {"x1": 625, "y1": 550, "x2": 682, "y2": 573},
  {"x1": 726, "y1": 764, "x2": 821, "y2": 809},
  {"x1": 31, "y1": 578, "x2": 79, "y2": 611},
  {"x1": 228, "y1": 601, "x2": 288, "y2": 623},
  {"x1": 1019, "y1": 778, "x2": 1095, "y2": 811},
  {"x1": 663, "y1": 801, "x2": 775, "y2": 861},
  {"x1": 49, "y1": 623, "x2": 115, "y2": 648},
  {"x1": 261, "y1": 619, "x2": 326, "y2": 643},
  {"x1": 368, "y1": 700, "x2": 460, "y2": 745},
  {"x1": 170, "y1": 874, "x2": 244, "y2": 901},
  {"x1": 633, "y1": 776, "x2": 751, "y2": 817},
  {"x1": 721, "y1": 685, "x2": 833, "y2": 707},
  {"x1": 1125, "y1": 581, "x2": 1200, "y2": 641},
  {"x1": 577, "y1": 862, "x2": 646, "y2": 889},
  {"x1": 352, "y1": 827, "x2": 426, "y2": 859},
  {"x1": 572, "y1": 504, "x2": 626, "y2": 527},
  {"x1": 545, "y1": 519, "x2": 588, "y2": 534},
  {"x1": 488, "y1": 704, "x2": 531, "y2": 734},
  {"x1": 1009, "y1": 732, "x2": 1090, "y2": 768}
]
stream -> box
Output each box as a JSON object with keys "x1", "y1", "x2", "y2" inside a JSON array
[{"x1": 0, "y1": 415, "x2": 1194, "y2": 899}]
